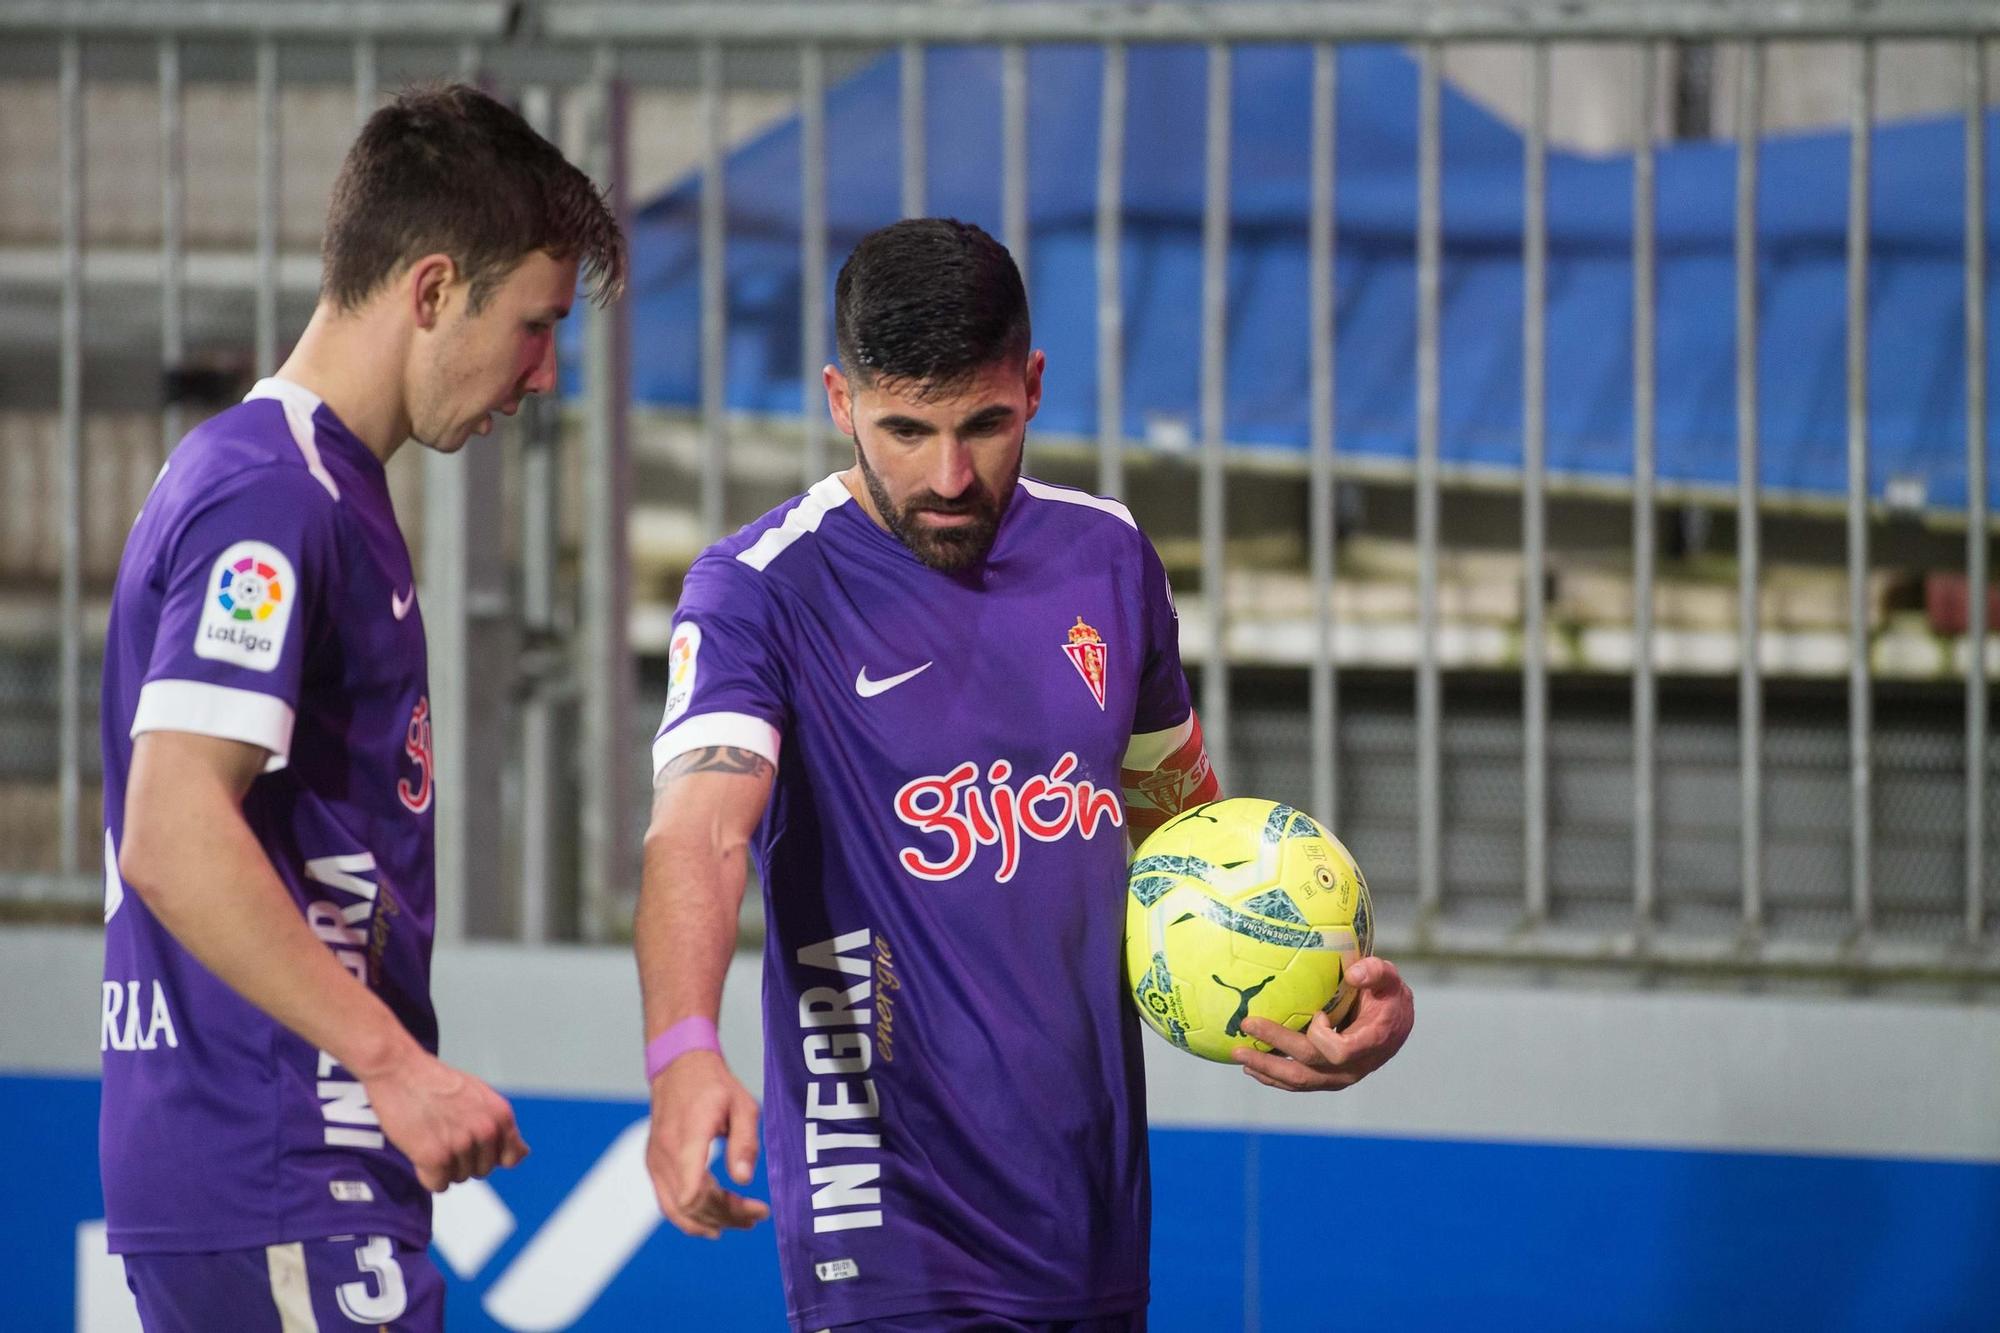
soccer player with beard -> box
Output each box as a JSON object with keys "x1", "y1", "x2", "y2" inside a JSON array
[
  {"x1": 636, "y1": 218, "x2": 1413, "y2": 1331},
  {"x1": 99, "y1": 86, "x2": 623, "y2": 1331}
]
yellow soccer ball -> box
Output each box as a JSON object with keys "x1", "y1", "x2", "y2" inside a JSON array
[{"x1": 1125, "y1": 798, "x2": 1374, "y2": 1063}]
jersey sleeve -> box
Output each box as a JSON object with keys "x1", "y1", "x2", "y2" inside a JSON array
[
  {"x1": 1130, "y1": 534, "x2": 1193, "y2": 740},
  {"x1": 130, "y1": 465, "x2": 341, "y2": 772},
  {"x1": 651, "y1": 555, "x2": 792, "y2": 779}
]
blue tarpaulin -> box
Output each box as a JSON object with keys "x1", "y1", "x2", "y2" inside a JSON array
[{"x1": 608, "y1": 44, "x2": 2000, "y2": 510}]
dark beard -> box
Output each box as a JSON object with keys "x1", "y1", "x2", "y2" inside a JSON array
[{"x1": 855, "y1": 443, "x2": 1014, "y2": 572}]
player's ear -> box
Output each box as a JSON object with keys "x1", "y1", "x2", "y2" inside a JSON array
[
  {"x1": 408, "y1": 253, "x2": 459, "y2": 332},
  {"x1": 1022, "y1": 348, "x2": 1046, "y2": 424},
  {"x1": 824, "y1": 364, "x2": 855, "y2": 436}
]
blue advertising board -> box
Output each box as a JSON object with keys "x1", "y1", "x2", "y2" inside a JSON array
[{"x1": 10, "y1": 1073, "x2": 1998, "y2": 1331}]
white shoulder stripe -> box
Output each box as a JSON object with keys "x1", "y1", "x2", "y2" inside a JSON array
[
  {"x1": 1017, "y1": 476, "x2": 1136, "y2": 529},
  {"x1": 736, "y1": 474, "x2": 853, "y2": 573},
  {"x1": 245, "y1": 377, "x2": 340, "y2": 502}
]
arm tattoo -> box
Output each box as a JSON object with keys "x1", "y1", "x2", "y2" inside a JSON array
[{"x1": 658, "y1": 746, "x2": 773, "y2": 785}]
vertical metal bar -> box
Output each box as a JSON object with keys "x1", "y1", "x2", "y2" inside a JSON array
[
  {"x1": 1847, "y1": 40, "x2": 1874, "y2": 935},
  {"x1": 160, "y1": 37, "x2": 184, "y2": 463},
  {"x1": 458, "y1": 40, "x2": 481, "y2": 84},
  {"x1": 1523, "y1": 40, "x2": 1549, "y2": 923},
  {"x1": 901, "y1": 41, "x2": 925, "y2": 219},
  {"x1": 700, "y1": 42, "x2": 727, "y2": 543},
  {"x1": 1737, "y1": 40, "x2": 1765, "y2": 932},
  {"x1": 518, "y1": 84, "x2": 560, "y2": 945},
  {"x1": 581, "y1": 45, "x2": 634, "y2": 942},
  {"x1": 1632, "y1": 43, "x2": 1658, "y2": 926},
  {"x1": 255, "y1": 37, "x2": 279, "y2": 376},
  {"x1": 801, "y1": 43, "x2": 828, "y2": 484},
  {"x1": 1201, "y1": 43, "x2": 1232, "y2": 785},
  {"x1": 353, "y1": 37, "x2": 377, "y2": 129},
  {"x1": 1002, "y1": 42, "x2": 1029, "y2": 295},
  {"x1": 1416, "y1": 43, "x2": 1442, "y2": 917},
  {"x1": 1309, "y1": 42, "x2": 1339, "y2": 830},
  {"x1": 1967, "y1": 39, "x2": 1989, "y2": 942},
  {"x1": 1096, "y1": 42, "x2": 1126, "y2": 499},
  {"x1": 59, "y1": 35, "x2": 83, "y2": 882}
]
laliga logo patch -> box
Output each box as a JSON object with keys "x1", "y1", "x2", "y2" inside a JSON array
[
  {"x1": 195, "y1": 540, "x2": 295, "y2": 672},
  {"x1": 661, "y1": 622, "x2": 701, "y2": 728},
  {"x1": 1063, "y1": 616, "x2": 1108, "y2": 710}
]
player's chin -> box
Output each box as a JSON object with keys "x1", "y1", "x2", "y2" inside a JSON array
[{"x1": 907, "y1": 522, "x2": 997, "y2": 571}]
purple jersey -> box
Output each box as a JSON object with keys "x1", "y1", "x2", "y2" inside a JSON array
[
  {"x1": 652, "y1": 474, "x2": 1192, "y2": 1329},
  {"x1": 99, "y1": 377, "x2": 438, "y2": 1254}
]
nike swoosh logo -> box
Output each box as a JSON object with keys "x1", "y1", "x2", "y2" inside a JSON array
[
  {"x1": 391, "y1": 587, "x2": 415, "y2": 620},
  {"x1": 854, "y1": 661, "x2": 932, "y2": 698}
]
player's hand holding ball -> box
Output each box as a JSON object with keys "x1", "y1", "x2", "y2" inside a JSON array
[
  {"x1": 1125, "y1": 798, "x2": 1413, "y2": 1089},
  {"x1": 646, "y1": 1050, "x2": 770, "y2": 1239},
  {"x1": 361, "y1": 1043, "x2": 530, "y2": 1191}
]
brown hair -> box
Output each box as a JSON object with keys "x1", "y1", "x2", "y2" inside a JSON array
[{"x1": 321, "y1": 83, "x2": 625, "y2": 313}]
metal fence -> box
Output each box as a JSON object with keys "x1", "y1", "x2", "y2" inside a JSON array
[{"x1": 1, "y1": 1, "x2": 1995, "y2": 984}]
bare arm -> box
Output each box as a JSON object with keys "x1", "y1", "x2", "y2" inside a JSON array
[
  {"x1": 636, "y1": 744, "x2": 777, "y2": 1238},
  {"x1": 119, "y1": 730, "x2": 526, "y2": 1189}
]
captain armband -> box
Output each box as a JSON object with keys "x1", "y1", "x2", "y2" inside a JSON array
[{"x1": 1119, "y1": 711, "x2": 1220, "y2": 844}]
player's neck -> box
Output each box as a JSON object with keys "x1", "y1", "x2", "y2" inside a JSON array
[
  {"x1": 274, "y1": 304, "x2": 414, "y2": 466},
  {"x1": 838, "y1": 467, "x2": 890, "y2": 534}
]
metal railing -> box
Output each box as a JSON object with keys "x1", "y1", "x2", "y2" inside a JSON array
[{"x1": 1, "y1": 1, "x2": 1994, "y2": 982}]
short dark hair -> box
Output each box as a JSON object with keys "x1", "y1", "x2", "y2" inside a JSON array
[
  {"x1": 321, "y1": 83, "x2": 625, "y2": 313},
  {"x1": 834, "y1": 218, "x2": 1029, "y2": 397}
]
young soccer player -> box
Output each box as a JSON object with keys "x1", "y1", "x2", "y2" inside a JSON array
[
  {"x1": 635, "y1": 219, "x2": 1413, "y2": 1331},
  {"x1": 99, "y1": 84, "x2": 623, "y2": 1331}
]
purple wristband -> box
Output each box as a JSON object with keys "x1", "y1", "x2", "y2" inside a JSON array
[{"x1": 645, "y1": 1016, "x2": 721, "y2": 1082}]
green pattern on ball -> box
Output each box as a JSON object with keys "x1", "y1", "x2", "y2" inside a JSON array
[
  {"x1": 1261, "y1": 803, "x2": 1322, "y2": 847},
  {"x1": 1130, "y1": 853, "x2": 1217, "y2": 881},
  {"x1": 1244, "y1": 888, "x2": 1307, "y2": 924},
  {"x1": 1190, "y1": 895, "x2": 1323, "y2": 950}
]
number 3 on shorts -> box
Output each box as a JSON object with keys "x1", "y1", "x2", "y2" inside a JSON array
[{"x1": 334, "y1": 1235, "x2": 408, "y2": 1325}]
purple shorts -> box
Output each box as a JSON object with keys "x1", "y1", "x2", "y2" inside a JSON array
[{"x1": 123, "y1": 1233, "x2": 443, "y2": 1332}]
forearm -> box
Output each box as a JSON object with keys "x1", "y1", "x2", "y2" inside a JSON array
[
  {"x1": 635, "y1": 819, "x2": 749, "y2": 1040},
  {"x1": 120, "y1": 773, "x2": 416, "y2": 1080}
]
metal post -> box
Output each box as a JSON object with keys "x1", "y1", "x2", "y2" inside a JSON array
[
  {"x1": 1736, "y1": 40, "x2": 1764, "y2": 931},
  {"x1": 160, "y1": 37, "x2": 184, "y2": 463},
  {"x1": 901, "y1": 41, "x2": 925, "y2": 219},
  {"x1": 1002, "y1": 42, "x2": 1029, "y2": 295},
  {"x1": 518, "y1": 84, "x2": 561, "y2": 945},
  {"x1": 436, "y1": 28, "x2": 502, "y2": 940},
  {"x1": 581, "y1": 46, "x2": 635, "y2": 941},
  {"x1": 353, "y1": 37, "x2": 377, "y2": 128},
  {"x1": 1309, "y1": 42, "x2": 1339, "y2": 830},
  {"x1": 801, "y1": 43, "x2": 828, "y2": 484},
  {"x1": 1966, "y1": 40, "x2": 1989, "y2": 942},
  {"x1": 1096, "y1": 42, "x2": 1126, "y2": 499},
  {"x1": 1523, "y1": 40, "x2": 1549, "y2": 923},
  {"x1": 1847, "y1": 40, "x2": 1874, "y2": 935},
  {"x1": 1201, "y1": 42, "x2": 1232, "y2": 785},
  {"x1": 255, "y1": 36, "x2": 279, "y2": 376},
  {"x1": 700, "y1": 42, "x2": 727, "y2": 542},
  {"x1": 1633, "y1": 42, "x2": 1659, "y2": 926},
  {"x1": 59, "y1": 35, "x2": 83, "y2": 882},
  {"x1": 1416, "y1": 42, "x2": 1442, "y2": 917}
]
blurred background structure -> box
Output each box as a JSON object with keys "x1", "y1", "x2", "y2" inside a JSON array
[{"x1": 1, "y1": 2, "x2": 1997, "y2": 1329}]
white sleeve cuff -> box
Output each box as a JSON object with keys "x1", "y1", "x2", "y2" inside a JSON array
[
  {"x1": 131, "y1": 679, "x2": 295, "y2": 773},
  {"x1": 652, "y1": 710, "x2": 782, "y2": 780},
  {"x1": 1123, "y1": 713, "x2": 1194, "y2": 772}
]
